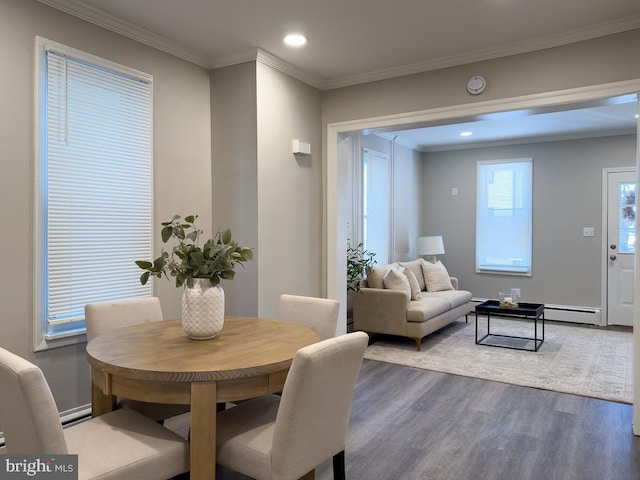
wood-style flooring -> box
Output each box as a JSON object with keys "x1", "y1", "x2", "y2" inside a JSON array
[{"x1": 216, "y1": 358, "x2": 640, "y2": 480}]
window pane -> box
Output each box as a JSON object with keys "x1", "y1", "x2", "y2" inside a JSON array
[
  {"x1": 476, "y1": 159, "x2": 533, "y2": 274},
  {"x1": 37, "y1": 39, "x2": 153, "y2": 343},
  {"x1": 619, "y1": 182, "x2": 636, "y2": 253}
]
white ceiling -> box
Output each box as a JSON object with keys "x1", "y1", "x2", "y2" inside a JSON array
[
  {"x1": 382, "y1": 95, "x2": 638, "y2": 151},
  {"x1": 40, "y1": 0, "x2": 640, "y2": 147}
]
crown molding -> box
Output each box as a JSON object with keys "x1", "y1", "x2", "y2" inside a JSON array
[
  {"x1": 202, "y1": 48, "x2": 327, "y2": 90},
  {"x1": 36, "y1": 0, "x2": 212, "y2": 67},
  {"x1": 375, "y1": 132, "x2": 420, "y2": 151},
  {"x1": 254, "y1": 49, "x2": 326, "y2": 90},
  {"x1": 419, "y1": 128, "x2": 637, "y2": 153},
  {"x1": 36, "y1": 1, "x2": 640, "y2": 92},
  {"x1": 324, "y1": 14, "x2": 640, "y2": 90}
]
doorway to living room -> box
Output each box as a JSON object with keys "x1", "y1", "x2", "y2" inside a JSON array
[{"x1": 325, "y1": 78, "x2": 640, "y2": 432}]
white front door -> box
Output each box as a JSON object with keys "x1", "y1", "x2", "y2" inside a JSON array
[{"x1": 607, "y1": 169, "x2": 636, "y2": 326}]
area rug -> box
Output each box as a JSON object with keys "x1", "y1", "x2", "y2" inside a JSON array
[{"x1": 363, "y1": 317, "x2": 633, "y2": 404}]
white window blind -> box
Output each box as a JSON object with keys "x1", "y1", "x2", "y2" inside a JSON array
[
  {"x1": 35, "y1": 38, "x2": 153, "y2": 347},
  {"x1": 476, "y1": 159, "x2": 533, "y2": 275}
]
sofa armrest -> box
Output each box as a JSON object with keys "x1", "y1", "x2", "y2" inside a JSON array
[
  {"x1": 352, "y1": 287, "x2": 408, "y2": 337},
  {"x1": 450, "y1": 276, "x2": 459, "y2": 289}
]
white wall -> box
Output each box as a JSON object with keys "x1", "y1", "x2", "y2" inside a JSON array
[{"x1": 0, "y1": 0, "x2": 212, "y2": 412}]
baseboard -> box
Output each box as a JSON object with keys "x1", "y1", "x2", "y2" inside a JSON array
[{"x1": 472, "y1": 298, "x2": 601, "y2": 325}]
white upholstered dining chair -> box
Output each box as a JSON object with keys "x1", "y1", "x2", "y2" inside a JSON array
[
  {"x1": 85, "y1": 297, "x2": 190, "y2": 422},
  {"x1": 277, "y1": 294, "x2": 340, "y2": 341},
  {"x1": 215, "y1": 331, "x2": 369, "y2": 480},
  {"x1": 0, "y1": 347, "x2": 190, "y2": 480}
]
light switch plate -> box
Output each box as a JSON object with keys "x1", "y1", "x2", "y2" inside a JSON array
[{"x1": 583, "y1": 227, "x2": 595, "y2": 237}]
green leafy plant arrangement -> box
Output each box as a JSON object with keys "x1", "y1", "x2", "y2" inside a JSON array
[
  {"x1": 347, "y1": 243, "x2": 376, "y2": 293},
  {"x1": 136, "y1": 214, "x2": 253, "y2": 288}
]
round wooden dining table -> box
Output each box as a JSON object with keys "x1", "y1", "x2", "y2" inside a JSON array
[{"x1": 86, "y1": 316, "x2": 319, "y2": 480}]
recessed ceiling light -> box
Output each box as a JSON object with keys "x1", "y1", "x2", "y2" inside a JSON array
[
  {"x1": 284, "y1": 33, "x2": 307, "y2": 47},
  {"x1": 460, "y1": 131, "x2": 473, "y2": 137}
]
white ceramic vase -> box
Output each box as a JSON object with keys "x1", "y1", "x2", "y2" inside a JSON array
[{"x1": 181, "y1": 279, "x2": 225, "y2": 340}]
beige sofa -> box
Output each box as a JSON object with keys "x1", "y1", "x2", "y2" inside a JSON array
[{"x1": 352, "y1": 259, "x2": 472, "y2": 351}]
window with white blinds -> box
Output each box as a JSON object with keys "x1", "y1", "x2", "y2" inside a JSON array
[
  {"x1": 476, "y1": 159, "x2": 533, "y2": 275},
  {"x1": 35, "y1": 37, "x2": 153, "y2": 349}
]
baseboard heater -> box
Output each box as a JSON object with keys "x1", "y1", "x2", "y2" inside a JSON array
[
  {"x1": 0, "y1": 404, "x2": 91, "y2": 449},
  {"x1": 471, "y1": 298, "x2": 601, "y2": 326}
]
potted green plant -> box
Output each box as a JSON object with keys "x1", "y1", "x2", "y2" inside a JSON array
[
  {"x1": 347, "y1": 243, "x2": 376, "y2": 293},
  {"x1": 136, "y1": 214, "x2": 253, "y2": 340}
]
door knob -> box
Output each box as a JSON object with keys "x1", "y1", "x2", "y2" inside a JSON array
[
  {"x1": 610, "y1": 254, "x2": 617, "y2": 260},
  {"x1": 610, "y1": 244, "x2": 617, "y2": 250}
]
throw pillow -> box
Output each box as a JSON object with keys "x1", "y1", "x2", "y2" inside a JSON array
[
  {"x1": 421, "y1": 260, "x2": 454, "y2": 292},
  {"x1": 382, "y1": 266, "x2": 412, "y2": 304},
  {"x1": 366, "y1": 264, "x2": 392, "y2": 289},
  {"x1": 398, "y1": 260, "x2": 426, "y2": 291},
  {"x1": 402, "y1": 267, "x2": 422, "y2": 300}
]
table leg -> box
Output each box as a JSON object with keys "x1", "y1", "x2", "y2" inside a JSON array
[
  {"x1": 91, "y1": 382, "x2": 116, "y2": 417},
  {"x1": 475, "y1": 310, "x2": 478, "y2": 343},
  {"x1": 190, "y1": 382, "x2": 217, "y2": 480}
]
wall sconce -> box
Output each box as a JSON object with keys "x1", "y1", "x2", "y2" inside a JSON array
[{"x1": 418, "y1": 236, "x2": 445, "y2": 263}]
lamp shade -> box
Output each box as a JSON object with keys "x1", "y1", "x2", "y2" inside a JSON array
[{"x1": 418, "y1": 236, "x2": 445, "y2": 256}]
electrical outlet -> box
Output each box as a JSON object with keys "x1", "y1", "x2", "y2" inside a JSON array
[
  {"x1": 452, "y1": 187, "x2": 458, "y2": 196},
  {"x1": 583, "y1": 227, "x2": 595, "y2": 237}
]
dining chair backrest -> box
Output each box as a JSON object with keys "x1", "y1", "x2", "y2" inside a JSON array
[
  {"x1": 85, "y1": 297, "x2": 163, "y2": 343},
  {"x1": 0, "y1": 347, "x2": 69, "y2": 454},
  {"x1": 84, "y1": 297, "x2": 190, "y2": 423},
  {"x1": 271, "y1": 331, "x2": 368, "y2": 478},
  {"x1": 0, "y1": 347, "x2": 190, "y2": 478},
  {"x1": 277, "y1": 294, "x2": 340, "y2": 341}
]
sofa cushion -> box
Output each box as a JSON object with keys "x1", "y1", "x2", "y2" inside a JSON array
[
  {"x1": 421, "y1": 260, "x2": 454, "y2": 292},
  {"x1": 423, "y1": 289, "x2": 472, "y2": 309},
  {"x1": 398, "y1": 260, "x2": 426, "y2": 291},
  {"x1": 402, "y1": 268, "x2": 422, "y2": 300},
  {"x1": 382, "y1": 267, "x2": 411, "y2": 304},
  {"x1": 366, "y1": 263, "x2": 395, "y2": 289},
  {"x1": 406, "y1": 297, "x2": 450, "y2": 322}
]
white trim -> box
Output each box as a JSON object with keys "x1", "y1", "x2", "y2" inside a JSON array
[
  {"x1": 634, "y1": 101, "x2": 640, "y2": 436},
  {"x1": 326, "y1": 78, "x2": 640, "y2": 426},
  {"x1": 421, "y1": 128, "x2": 637, "y2": 153},
  {"x1": 35, "y1": 1, "x2": 640, "y2": 90},
  {"x1": 601, "y1": 166, "x2": 636, "y2": 327},
  {"x1": 33, "y1": 36, "x2": 154, "y2": 351},
  {"x1": 324, "y1": 15, "x2": 640, "y2": 90},
  {"x1": 36, "y1": 0, "x2": 211, "y2": 67},
  {"x1": 471, "y1": 298, "x2": 602, "y2": 325},
  {"x1": 255, "y1": 49, "x2": 326, "y2": 90}
]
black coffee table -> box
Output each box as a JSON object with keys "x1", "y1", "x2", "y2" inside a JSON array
[{"x1": 475, "y1": 300, "x2": 545, "y2": 352}]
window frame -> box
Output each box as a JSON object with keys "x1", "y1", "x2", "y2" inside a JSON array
[
  {"x1": 476, "y1": 158, "x2": 533, "y2": 276},
  {"x1": 33, "y1": 37, "x2": 154, "y2": 351}
]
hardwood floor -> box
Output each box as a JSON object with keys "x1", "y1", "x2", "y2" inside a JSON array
[{"x1": 216, "y1": 358, "x2": 640, "y2": 480}]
